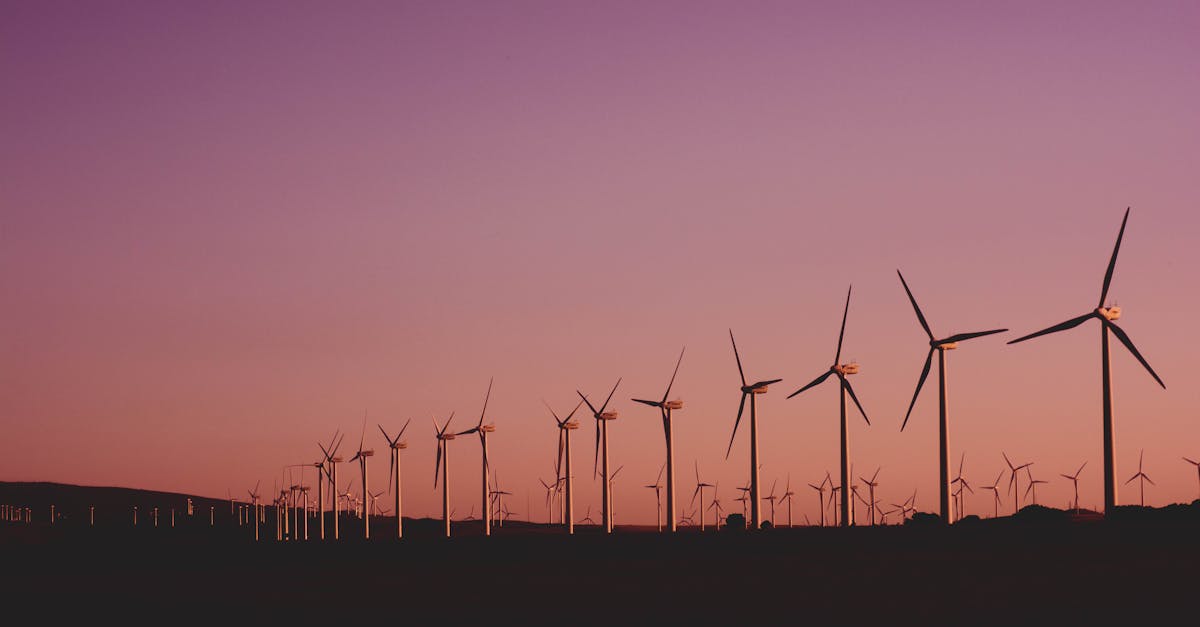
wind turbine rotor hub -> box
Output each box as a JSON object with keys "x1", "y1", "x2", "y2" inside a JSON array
[{"x1": 835, "y1": 363, "x2": 860, "y2": 375}]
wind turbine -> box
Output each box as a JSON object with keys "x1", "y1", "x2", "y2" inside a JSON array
[
  {"x1": 780, "y1": 476, "x2": 796, "y2": 528},
  {"x1": 546, "y1": 399, "x2": 584, "y2": 534},
  {"x1": 950, "y1": 454, "x2": 972, "y2": 520},
  {"x1": 807, "y1": 477, "x2": 828, "y2": 527},
  {"x1": 982, "y1": 471, "x2": 1004, "y2": 518},
  {"x1": 433, "y1": 413, "x2": 456, "y2": 538},
  {"x1": 1125, "y1": 450, "x2": 1154, "y2": 507},
  {"x1": 606, "y1": 465, "x2": 623, "y2": 527},
  {"x1": 788, "y1": 286, "x2": 871, "y2": 528},
  {"x1": 1023, "y1": 467, "x2": 1048, "y2": 506},
  {"x1": 896, "y1": 270, "x2": 1007, "y2": 524},
  {"x1": 1007, "y1": 208, "x2": 1165, "y2": 515},
  {"x1": 348, "y1": 417, "x2": 375, "y2": 540},
  {"x1": 246, "y1": 481, "x2": 261, "y2": 541},
  {"x1": 644, "y1": 464, "x2": 665, "y2": 532},
  {"x1": 320, "y1": 432, "x2": 346, "y2": 540},
  {"x1": 540, "y1": 478, "x2": 557, "y2": 524},
  {"x1": 707, "y1": 487, "x2": 725, "y2": 531},
  {"x1": 456, "y1": 378, "x2": 496, "y2": 537},
  {"x1": 580, "y1": 505, "x2": 596, "y2": 526},
  {"x1": 632, "y1": 347, "x2": 686, "y2": 533},
  {"x1": 691, "y1": 461, "x2": 714, "y2": 531},
  {"x1": 1183, "y1": 457, "x2": 1200, "y2": 501},
  {"x1": 1060, "y1": 462, "x2": 1087, "y2": 512},
  {"x1": 859, "y1": 468, "x2": 880, "y2": 525},
  {"x1": 378, "y1": 419, "x2": 411, "y2": 539},
  {"x1": 724, "y1": 330, "x2": 782, "y2": 531},
  {"x1": 578, "y1": 378, "x2": 622, "y2": 534},
  {"x1": 1003, "y1": 452, "x2": 1032, "y2": 514},
  {"x1": 763, "y1": 480, "x2": 779, "y2": 527}
]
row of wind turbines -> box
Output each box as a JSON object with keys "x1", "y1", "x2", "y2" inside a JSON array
[{"x1": 237, "y1": 208, "x2": 1171, "y2": 538}]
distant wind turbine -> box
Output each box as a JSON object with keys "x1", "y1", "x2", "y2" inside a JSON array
[
  {"x1": 1060, "y1": 462, "x2": 1087, "y2": 512},
  {"x1": 644, "y1": 464, "x2": 665, "y2": 532},
  {"x1": 1184, "y1": 457, "x2": 1200, "y2": 501},
  {"x1": 788, "y1": 286, "x2": 871, "y2": 527},
  {"x1": 1023, "y1": 467, "x2": 1048, "y2": 506},
  {"x1": 1007, "y1": 208, "x2": 1165, "y2": 514},
  {"x1": 457, "y1": 378, "x2": 496, "y2": 537},
  {"x1": 1124, "y1": 450, "x2": 1154, "y2": 507},
  {"x1": 433, "y1": 413, "x2": 457, "y2": 538},
  {"x1": 578, "y1": 378, "x2": 622, "y2": 534},
  {"x1": 546, "y1": 399, "x2": 584, "y2": 535},
  {"x1": 348, "y1": 416, "x2": 375, "y2": 540},
  {"x1": 632, "y1": 347, "x2": 686, "y2": 533},
  {"x1": 1003, "y1": 452, "x2": 1032, "y2": 514},
  {"x1": 982, "y1": 471, "x2": 1004, "y2": 518},
  {"x1": 724, "y1": 330, "x2": 782, "y2": 531},
  {"x1": 691, "y1": 461, "x2": 714, "y2": 531},
  {"x1": 378, "y1": 418, "x2": 411, "y2": 539}
]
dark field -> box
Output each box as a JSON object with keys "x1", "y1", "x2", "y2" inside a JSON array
[{"x1": 3, "y1": 482, "x2": 1198, "y2": 623}]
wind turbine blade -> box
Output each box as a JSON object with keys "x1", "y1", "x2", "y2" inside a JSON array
[
  {"x1": 958, "y1": 452, "x2": 966, "y2": 477},
  {"x1": 725, "y1": 393, "x2": 747, "y2": 459},
  {"x1": 385, "y1": 450, "x2": 395, "y2": 494},
  {"x1": 398, "y1": 417, "x2": 411, "y2": 440},
  {"x1": 543, "y1": 399, "x2": 562, "y2": 423},
  {"x1": 599, "y1": 378, "x2": 622, "y2": 414},
  {"x1": 835, "y1": 285, "x2": 852, "y2": 363},
  {"x1": 896, "y1": 270, "x2": 934, "y2": 340},
  {"x1": 576, "y1": 391, "x2": 598, "y2": 416},
  {"x1": 694, "y1": 460, "x2": 700, "y2": 484},
  {"x1": 656, "y1": 463, "x2": 665, "y2": 484},
  {"x1": 1185, "y1": 457, "x2": 1199, "y2": 466},
  {"x1": 900, "y1": 348, "x2": 934, "y2": 431},
  {"x1": 787, "y1": 370, "x2": 833, "y2": 399},
  {"x1": 941, "y1": 328, "x2": 1009, "y2": 344},
  {"x1": 566, "y1": 399, "x2": 585, "y2": 421},
  {"x1": 729, "y1": 330, "x2": 747, "y2": 387},
  {"x1": 632, "y1": 399, "x2": 661, "y2": 407},
  {"x1": 1076, "y1": 461, "x2": 1087, "y2": 476},
  {"x1": 1144, "y1": 474, "x2": 1155, "y2": 486},
  {"x1": 1007, "y1": 313, "x2": 1093, "y2": 344},
  {"x1": 478, "y1": 377, "x2": 493, "y2": 427},
  {"x1": 662, "y1": 346, "x2": 686, "y2": 403},
  {"x1": 434, "y1": 443, "x2": 442, "y2": 488},
  {"x1": 842, "y1": 378, "x2": 870, "y2": 425},
  {"x1": 593, "y1": 419, "x2": 601, "y2": 479},
  {"x1": 556, "y1": 431, "x2": 565, "y2": 480},
  {"x1": 378, "y1": 424, "x2": 392, "y2": 445},
  {"x1": 1106, "y1": 321, "x2": 1165, "y2": 388},
  {"x1": 1125, "y1": 473, "x2": 1137, "y2": 485},
  {"x1": 752, "y1": 378, "x2": 782, "y2": 388},
  {"x1": 1099, "y1": 207, "x2": 1130, "y2": 308}
]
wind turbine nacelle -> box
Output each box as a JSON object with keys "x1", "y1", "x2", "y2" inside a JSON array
[
  {"x1": 600, "y1": 411, "x2": 619, "y2": 420},
  {"x1": 394, "y1": 442, "x2": 408, "y2": 450},
  {"x1": 481, "y1": 424, "x2": 496, "y2": 433},
  {"x1": 330, "y1": 457, "x2": 344, "y2": 463},
  {"x1": 836, "y1": 363, "x2": 860, "y2": 375},
  {"x1": 1100, "y1": 306, "x2": 1121, "y2": 321},
  {"x1": 939, "y1": 342, "x2": 959, "y2": 351},
  {"x1": 442, "y1": 434, "x2": 456, "y2": 441},
  {"x1": 361, "y1": 450, "x2": 375, "y2": 457},
  {"x1": 564, "y1": 421, "x2": 580, "y2": 430},
  {"x1": 751, "y1": 385, "x2": 769, "y2": 394},
  {"x1": 665, "y1": 400, "x2": 684, "y2": 410}
]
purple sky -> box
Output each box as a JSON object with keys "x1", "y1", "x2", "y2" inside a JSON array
[{"x1": 2, "y1": 1, "x2": 1198, "y2": 523}]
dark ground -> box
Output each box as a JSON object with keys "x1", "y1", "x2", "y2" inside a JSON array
[{"x1": 2, "y1": 482, "x2": 1197, "y2": 623}]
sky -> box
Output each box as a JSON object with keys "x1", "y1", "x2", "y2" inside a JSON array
[{"x1": 2, "y1": 1, "x2": 1199, "y2": 525}]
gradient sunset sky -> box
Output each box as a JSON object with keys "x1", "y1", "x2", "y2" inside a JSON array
[{"x1": 3, "y1": 1, "x2": 1198, "y2": 524}]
